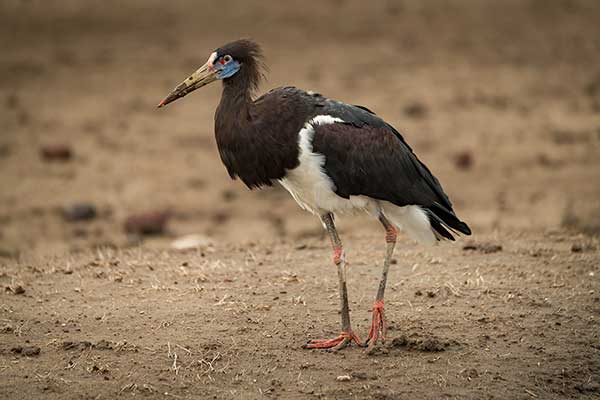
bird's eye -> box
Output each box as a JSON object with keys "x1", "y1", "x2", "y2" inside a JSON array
[{"x1": 223, "y1": 55, "x2": 232, "y2": 63}]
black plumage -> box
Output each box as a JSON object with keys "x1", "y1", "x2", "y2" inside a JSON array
[
  {"x1": 216, "y1": 81, "x2": 470, "y2": 239},
  {"x1": 159, "y1": 39, "x2": 471, "y2": 351}
]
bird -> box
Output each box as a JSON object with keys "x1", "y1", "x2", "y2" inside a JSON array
[{"x1": 158, "y1": 39, "x2": 471, "y2": 352}]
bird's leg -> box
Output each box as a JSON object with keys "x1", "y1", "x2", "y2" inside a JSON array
[
  {"x1": 366, "y1": 214, "x2": 397, "y2": 353},
  {"x1": 304, "y1": 213, "x2": 362, "y2": 350}
]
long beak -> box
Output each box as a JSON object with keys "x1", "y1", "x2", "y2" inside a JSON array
[{"x1": 157, "y1": 61, "x2": 218, "y2": 108}]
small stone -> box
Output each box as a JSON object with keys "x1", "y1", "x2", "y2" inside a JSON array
[
  {"x1": 62, "y1": 203, "x2": 97, "y2": 222},
  {"x1": 221, "y1": 189, "x2": 237, "y2": 202},
  {"x1": 350, "y1": 372, "x2": 368, "y2": 380},
  {"x1": 454, "y1": 151, "x2": 473, "y2": 170},
  {"x1": 124, "y1": 210, "x2": 171, "y2": 235},
  {"x1": 170, "y1": 234, "x2": 212, "y2": 250},
  {"x1": 571, "y1": 243, "x2": 583, "y2": 253},
  {"x1": 0, "y1": 144, "x2": 11, "y2": 158},
  {"x1": 403, "y1": 102, "x2": 428, "y2": 119},
  {"x1": 40, "y1": 144, "x2": 72, "y2": 161},
  {"x1": 336, "y1": 375, "x2": 351, "y2": 382},
  {"x1": 461, "y1": 368, "x2": 479, "y2": 379},
  {"x1": 11, "y1": 345, "x2": 40, "y2": 356},
  {"x1": 463, "y1": 242, "x2": 502, "y2": 254},
  {"x1": 22, "y1": 346, "x2": 41, "y2": 356},
  {"x1": 95, "y1": 340, "x2": 113, "y2": 350},
  {"x1": 6, "y1": 285, "x2": 25, "y2": 295},
  {"x1": 62, "y1": 340, "x2": 93, "y2": 351}
]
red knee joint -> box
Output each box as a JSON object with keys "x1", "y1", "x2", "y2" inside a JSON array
[
  {"x1": 373, "y1": 299, "x2": 385, "y2": 311},
  {"x1": 385, "y1": 226, "x2": 397, "y2": 243},
  {"x1": 333, "y1": 246, "x2": 344, "y2": 265}
]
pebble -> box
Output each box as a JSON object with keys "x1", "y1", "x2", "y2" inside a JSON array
[
  {"x1": 62, "y1": 203, "x2": 97, "y2": 222},
  {"x1": 40, "y1": 144, "x2": 72, "y2": 161},
  {"x1": 403, "y1": 102, "x2": 428, "y2": 119},
  {"x1": 11, "y1": 346, "x2": 41, "y2": 357},
  {"x1": 171, "y1": 234, "x2": 212, "y2": 250},
  {"x1": 6, "y1": 285, "x2": 25, "y2": 295},
  {"x1": 454, "y1": 151, "x2": 474, "y2": 170},
  {"x1": 124, "y1": 210, "x2": 170, "y2": 235}
]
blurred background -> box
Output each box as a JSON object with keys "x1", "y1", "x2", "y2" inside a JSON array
[{"x1": 1, "y1": 0, "x2": 599, "y2": 256}]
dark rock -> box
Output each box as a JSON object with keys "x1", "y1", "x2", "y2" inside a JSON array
[
  {"x1": 221, "y1": 189, "x2": 237, "y2": 202},
  {"x1": 124, "y1": 210, "x2": 171, "y2": 235},
  {"x1": 62, "y1": 203, "x2": 97, "y2": 222},
  {"x1": 350, "y1": 371, "x2": 368, "y2": 380},
  {"x1": 0, "y1": 144, "x2": 11, "y2": 158},
  {"x1": 584, "y1": 78, "x2": 600, "y2": 97},
  {"x1": 454, "y1": 151, "x2": 473, "y2": 170},
  {"x1": 403, "y1": 102, "x2": 428, "y2": 119},
  {"x1": 11, "y1": 345, "x2": 40, "y2": 356},
  {"x1": 6, "y1": 285, "x2": 25, "y2": 295},
  {"x1": 6, "y1": 93, "x2": 19, "y2": 109},
  {"x1": 461, "y1": 368, "x2": 479, "y2": 379},
  {"x1": 211, "y1": 210, "x2": 230, "y2": 224},
  {"x1": 40, "y1": 144, "x2": 72, "y2": 161},
  {"x1": 23, "y1": 346, "x2": 41, "y2": 356},
  {"x1": 537, "y1": 153, "x2": 563, "y2": 168},
  {"x1": 463, "y1": 242, "x2": 503, "y2": 254},
  {"x1": 95, "y1": 340, "x2": 114, "y2": 350},
  {"x1": 62, "y1": 340, "x2": 93, "y2": 351}
]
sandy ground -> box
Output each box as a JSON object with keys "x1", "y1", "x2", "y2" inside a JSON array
[{"x1": 1, "y1": 0, "x2": 599, "y2": 398}]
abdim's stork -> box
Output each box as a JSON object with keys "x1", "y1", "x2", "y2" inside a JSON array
[{"x1": 158, "y1": 39, "x2": 471, "y2": 352}]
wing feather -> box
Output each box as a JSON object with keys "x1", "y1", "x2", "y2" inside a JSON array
[{"x1": 310, "y1": 103, "x2": 470, "y2": 235}]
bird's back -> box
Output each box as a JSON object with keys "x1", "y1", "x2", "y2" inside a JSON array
[{"x1": 220, "y1": 86, "x2": 470, "y2": 238}]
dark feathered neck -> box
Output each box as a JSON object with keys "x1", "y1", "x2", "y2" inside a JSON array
[
  {"x1": 216, "y1": 77, "x2": 252, "y2": 132},
  {"x1": 220, "y1": 72, "x2": 254, "y2": 110}
]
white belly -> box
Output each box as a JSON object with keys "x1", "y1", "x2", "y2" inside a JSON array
[
  {"x1": 279, "y1": 115, "x2": 436, "y2": 246},
  {"x1": 279, "y1": 115, "x2": 378, "y2": 216},
  {"x1": 279, "y1": 172, "x2": 376, "y2": 216}
]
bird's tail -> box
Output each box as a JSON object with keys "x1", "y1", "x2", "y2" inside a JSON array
[{"x1": 425, "y1": 202, "x2": 471, "y2": 241}]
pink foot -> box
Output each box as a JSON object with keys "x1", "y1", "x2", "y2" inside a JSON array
[
  {"x1": 366, "y1": 300, "x2": 386, "y2": 352},
  {"x1": 304, "y1": 330, "x2": 363, "y2": 351}
]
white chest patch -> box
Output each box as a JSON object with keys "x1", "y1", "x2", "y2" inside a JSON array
[{"x1": 279, "y1": 115, "x2": 378, "y2": 216}]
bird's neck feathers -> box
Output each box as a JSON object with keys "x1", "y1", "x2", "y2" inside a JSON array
[
  {"x1": 215, "y1": 62, "x2": 264, "y2": 138},
  {"x1": 216, "y1": 68, "x2": 257, "y2": 124}
]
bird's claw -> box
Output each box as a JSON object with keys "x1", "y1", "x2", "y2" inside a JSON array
[
  {"x1": 303, "y1": 330, "x2": 363, "y2": 351},
  {"x1": 365, "y1": 300, "x2": 386, "y2": 354}
]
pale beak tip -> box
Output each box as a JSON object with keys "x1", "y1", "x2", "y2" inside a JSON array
[{"x1": 157, "y1": 99, "x2": 166, "y2": 108}]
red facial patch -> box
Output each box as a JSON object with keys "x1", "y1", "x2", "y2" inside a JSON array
[{"x1": 220, "y1": 59, "x2": 225, "y2": 65}]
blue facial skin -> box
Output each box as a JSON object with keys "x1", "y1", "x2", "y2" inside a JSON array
[{"x1": 215, "y1": 59, "x2": 241, "y2": 79}]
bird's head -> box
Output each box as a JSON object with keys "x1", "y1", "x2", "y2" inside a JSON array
[{"x1": 158, "y1": 39, "x2": 264, "y2": 108}]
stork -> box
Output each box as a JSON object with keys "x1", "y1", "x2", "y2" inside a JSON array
[{"x1": 158, "y1": 39, "x2": 471, "y2": 352}]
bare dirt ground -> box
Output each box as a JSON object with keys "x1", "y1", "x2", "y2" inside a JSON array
[{"x1": 1, "y1": 1, "x2": 599, "y2": 399}]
